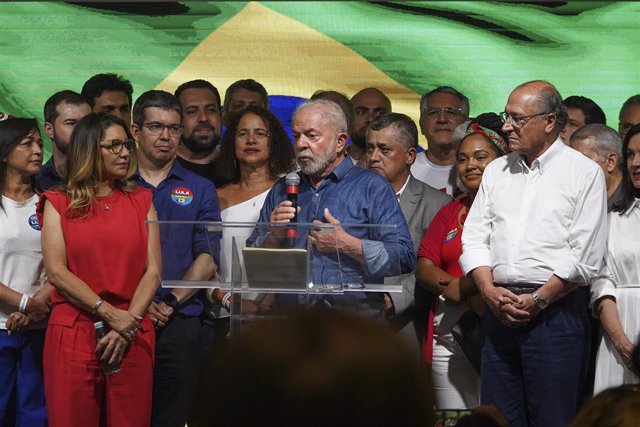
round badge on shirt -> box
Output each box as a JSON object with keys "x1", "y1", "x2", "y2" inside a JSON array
[
  {"x1": 171, "y1": 187, "x2": 194, "y2": 206},
  {"x1": 444, "y1": 227, "x2": 458, "y2": 243},
  {"x1": 29, "y1": 214, "x2": 41, "y2": 231}
]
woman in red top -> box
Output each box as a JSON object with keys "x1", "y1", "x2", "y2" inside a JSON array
[
  {"x1": 416, "y1": 113, "x2": 509, "y2": 410},
  {"x1": 39, "y1": 113, "x2": 161, "y2": 427}
]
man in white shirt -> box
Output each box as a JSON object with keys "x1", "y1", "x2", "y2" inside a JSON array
[
  {"x1": 460, "y1": 80, "x2": 608, "y2": 427},
  {"x1": 411, "y1": 86, "x2": 469, "y2": 195}
]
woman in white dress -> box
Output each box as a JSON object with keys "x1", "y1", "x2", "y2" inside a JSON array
[
  {"x1": 209, "y1": 106, "x2": 294, "y2": 312},
  {"x1": 591, "y1": 123, "x2": 640, "y2": 394},
  {"x1": 190, "y1": 106, "x2": 295, "y2": 427}
]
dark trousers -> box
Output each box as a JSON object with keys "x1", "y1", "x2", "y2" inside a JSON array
[
  {"x1": 151, "y1": 315, "x2": 203, "y2": 427},
  {"x1": 0, "y1": 329, "x2": 46, "y2": 427},
  {"x1": 480, "y1": 288, "x2": 590, "y2": 427},
  {"x1": 188, "y1": 317, "x2": 230, "y2": 427}
]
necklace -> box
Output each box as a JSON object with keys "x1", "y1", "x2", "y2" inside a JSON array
[{"x1": 99, "y1": 188, "x2": 115, "y2": 212}]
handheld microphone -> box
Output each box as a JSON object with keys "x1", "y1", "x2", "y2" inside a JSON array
[{"x1": 285, "y1": 172, "x2": 300, "y2": 245}]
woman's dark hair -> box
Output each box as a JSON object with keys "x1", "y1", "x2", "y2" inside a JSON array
[
  {"x1": 0, "y1": 117, "x2": 40, "y2": 211},
  {"x1": 612, "y1": 122, "x2": 640, "y2": 213},
  {"x1": 457, "y1": 112, "x2": 508, "y2": 157},
  {"x1": 216, "y1": 106, "x2": 294, "y2": 182}
]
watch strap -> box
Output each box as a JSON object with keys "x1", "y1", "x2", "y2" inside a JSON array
[
  {"x1": 532, "y1": 291, "x2": 549, "y2": 310},
  {"x1": 161, "y1": 293, "x2": 180, "y2": 310}
]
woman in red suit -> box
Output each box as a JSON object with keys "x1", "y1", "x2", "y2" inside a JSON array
[{"x1": 39, "y1": 112, "x2": 161, "y2": 427}]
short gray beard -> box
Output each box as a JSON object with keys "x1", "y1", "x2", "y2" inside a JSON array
[{"x1": 297, "y1": 138, "x2": 338, "y2": 177}]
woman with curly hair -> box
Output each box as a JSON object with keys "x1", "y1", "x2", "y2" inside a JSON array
[{"x1": 208, "y1": 106, "x2": 294, "y2": 311}]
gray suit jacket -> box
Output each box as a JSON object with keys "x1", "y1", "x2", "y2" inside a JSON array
[{"x1": 387, "y1": 175, "x2": 452, "y2": 351}]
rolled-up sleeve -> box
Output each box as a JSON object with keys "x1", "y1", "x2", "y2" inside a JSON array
[
  {"x1": 551, "y1": 168, "x2": 607, "y2": 285},
  {"x1": 459, "y1": 176, "x2": 493, "y2": 275},
  {"x1": 589, "y1": 259, "x2": 617, "y2": 309}
]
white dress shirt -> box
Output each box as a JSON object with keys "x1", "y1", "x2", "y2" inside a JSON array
[{"x1": 459, "y1": 138, "x2": 608, "y2": 286}]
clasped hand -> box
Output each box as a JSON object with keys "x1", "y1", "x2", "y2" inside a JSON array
[{"x1": 483, "y1": 286, "x2": 539, "y2": 328}]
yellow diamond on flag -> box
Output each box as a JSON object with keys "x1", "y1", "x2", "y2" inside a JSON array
[{"x1": 155, "y1": 1, "x2": 424, "y2": 145}]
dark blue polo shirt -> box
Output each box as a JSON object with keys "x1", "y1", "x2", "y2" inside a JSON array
[
  {"x1": 36, "y1": 157, "x2": 64, "y2": 192},
  {"x1": 133, "y1": 161, "x2": 221, "y2": 317}
]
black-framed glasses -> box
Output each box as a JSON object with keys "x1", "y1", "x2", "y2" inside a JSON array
[
  {"x1": 500, "y1": 111, "x2": 550, "y2": 128},
  {"x1": 236, "y1": 129, "x2": 269, "y2": 140},
  {"x1": 100, "y1": 138, "x2": 135, "y2": 154},
  {"x1": 423, "y1": 106, "x2": 465, "y2": 120},
  {"x1": 142, "y1": 122, "x2": 183, "y2": 137}
]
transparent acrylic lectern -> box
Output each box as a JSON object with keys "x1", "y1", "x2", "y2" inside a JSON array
[{"x1": 151, "y1": 221, "x2": 405, "y2": 338}]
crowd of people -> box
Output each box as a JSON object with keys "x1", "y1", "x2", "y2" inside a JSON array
[{"x1": 0, "y1": 72, "x2": 639, "y2": 427}]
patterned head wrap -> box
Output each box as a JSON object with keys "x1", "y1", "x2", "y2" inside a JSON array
[
  {"x1": 464, "y1": 123, "x2": 509, "y2": 155},
  {"x1": 0, "y1": 111, "x2": 14, "y2": 122}
]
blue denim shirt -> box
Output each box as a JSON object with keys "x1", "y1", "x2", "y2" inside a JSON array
[
  {"x1": 254, "y1": 158, "x2": 415, "y2": 318},
  {"x1": 133, "y1": 161, "x2": 221, "y2": 317}
]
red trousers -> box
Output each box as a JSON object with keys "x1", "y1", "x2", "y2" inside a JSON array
[{"x1": 43, "y1": 309, "x2": 155, "y2": 427}]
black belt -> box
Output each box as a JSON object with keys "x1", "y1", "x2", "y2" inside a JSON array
[{"x1": 496, "y1": 284, "x2": 540, "y2": 295}]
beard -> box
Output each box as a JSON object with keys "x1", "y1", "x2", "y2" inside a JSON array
[
  {"x1": 181, "y1": 124, "x2": 220, "y2": 154},
  {"x1": 350, "y1": 131, "x2": 366, "y2": 149},
  {"x1": 52, "y1": 133, "x2": 69, "y2": 155},
  {"x1": 297, "y1": 138, "x2": 338, "y2": 177}
]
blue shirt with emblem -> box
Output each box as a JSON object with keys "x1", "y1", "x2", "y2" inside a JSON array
[{"x1": 133, "y1": 161, "x2": 221, "y2": 317}]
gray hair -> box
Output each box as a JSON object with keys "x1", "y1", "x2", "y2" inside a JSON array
[
  {"x1": 517, "y1": 80, "x2": 567, "y2": 131},
  {"x1": 367, "y1": 113, "x2": 418, "y2": 150},
  {"x1": 293, "y1": 99, "x2": 348, "y2": 134},
  {"x1": 452, "y1": 120, "x2": 471, "y2": 150},
  {"x1": 419, "y1": 86, "x2": 470, "y2": 118},
  {"x1": 570, "y1": 123, "x2": 622, "y2": 165}
]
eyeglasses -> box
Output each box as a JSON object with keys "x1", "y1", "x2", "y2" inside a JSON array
[
  {"x1": 100, "y1": 138, "x2": 135, "y2": 154},
  {"x1": 423, "y1": 106, "x2": 465, "y2": 120},
  {"x1": 142, "y1": 122, "x2": 183, "y2": 137},
  {"x1": 236, "y1": 129, "x2": 269, "y2": 140},
  {"x1": 500, "y1": 111, "x2": 550, "y2": 128}
]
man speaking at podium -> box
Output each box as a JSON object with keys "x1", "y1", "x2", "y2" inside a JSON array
[{"x1": 255, "y1": 99, "x2": 415, "y2": 319}]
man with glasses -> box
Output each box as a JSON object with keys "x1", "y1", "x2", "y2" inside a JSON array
[
  {"x1": 412, "y1": 86, "x2": 469, "y2": 195},
  {"x1": 130, "y1": 90, "x2": 221, "y2": 427},
  {"x1": 618, "y1": 94, "x2": 640, "y2": 142},
  {"x1": 460, "y1": 80, "x2": 607, "y2": 427}
]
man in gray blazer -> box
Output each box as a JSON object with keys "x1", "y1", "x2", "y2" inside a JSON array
[{"x1": 366, "y1": 113, "x2": 452, "y2": 356}]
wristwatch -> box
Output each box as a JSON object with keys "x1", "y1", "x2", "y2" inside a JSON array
[
  {"x1": 531, "y1": 291, "x2": 549, "y2": 310},
  {"x1": 161, "y1": 293, "x2": 180, "y2": 310}
]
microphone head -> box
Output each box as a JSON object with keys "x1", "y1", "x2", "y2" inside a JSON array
[{"x1": 285, "y1": 172, "x2": 300, "y2": 186}]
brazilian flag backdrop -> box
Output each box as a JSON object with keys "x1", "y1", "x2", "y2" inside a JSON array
[{"x1": 1, "y1": 1, "x2": 639, "y2": 156}]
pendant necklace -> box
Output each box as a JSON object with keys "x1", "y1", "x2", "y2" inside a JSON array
[{"x1": 101, "y1": 188, "x2": 115, "y2": 212}]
